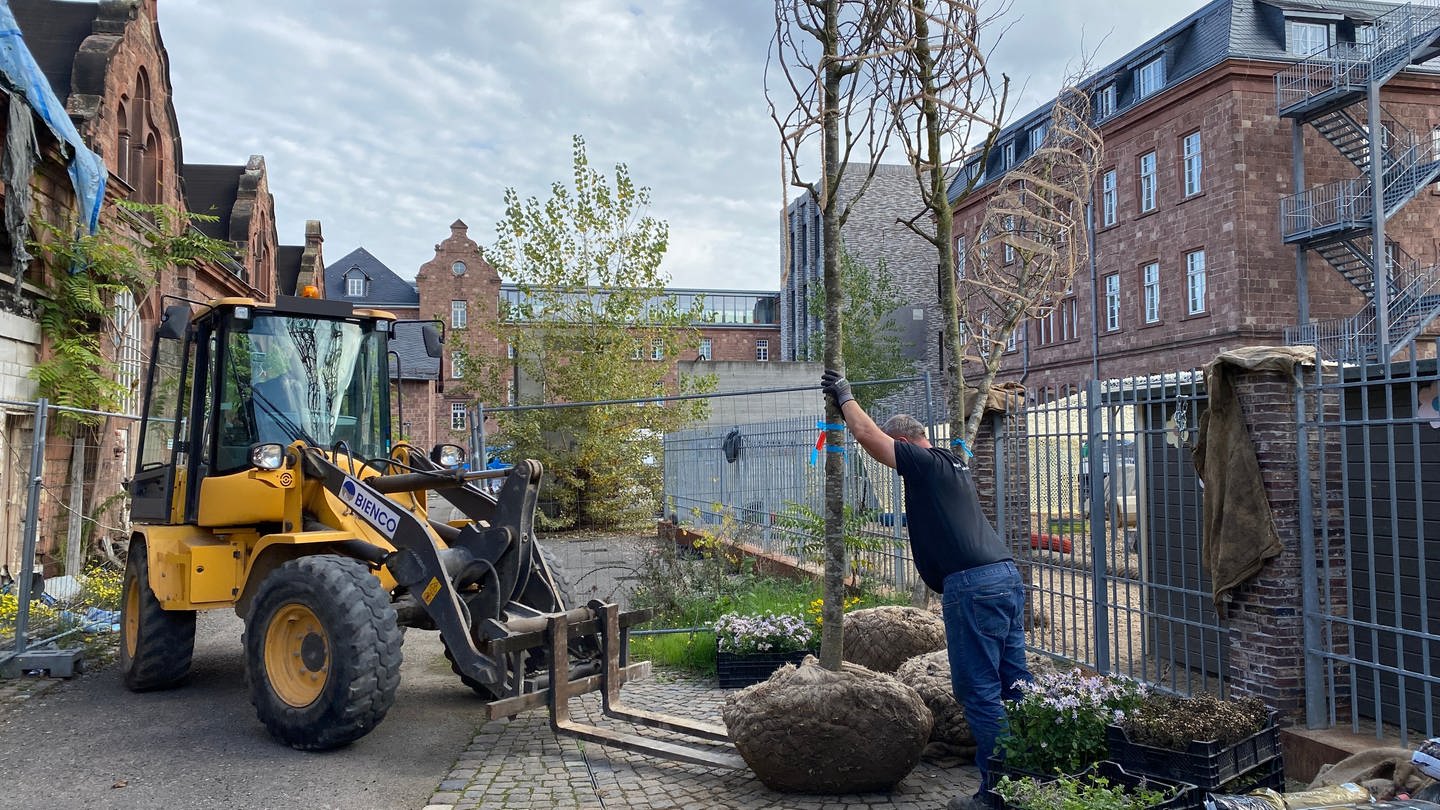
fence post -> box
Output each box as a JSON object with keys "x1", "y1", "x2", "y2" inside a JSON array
[
  {"x1": 12, "y1": 399, "x2": 50, "y2": 660},
  {"x1": 1086, "y1": 380, "x2": 1111, "y2": 674},
  {"x1": 472, "y1": 401, "x2": 486, "y2": 469},
  {"x1": 1295, "y1": 365, "x2": 1325, "y2": 729}
]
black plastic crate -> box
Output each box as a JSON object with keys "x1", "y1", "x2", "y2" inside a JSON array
[
  {"x1": 1200, "y1": 753, "x2": 1285, "y2": 804},
  {"x1": 1107, "y1": 710, "x2": 1283, "y2": 788},
  {"x1": 987, "y1": 760, "x2": 1195, "y2": 810},
  {"x1": 715, "y1": 650, "x2": 813, "y2": 688}
]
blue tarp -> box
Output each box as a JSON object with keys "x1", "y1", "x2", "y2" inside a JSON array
[{"x1": 0, "y1": 1, "x2": 106, "y2": 233}]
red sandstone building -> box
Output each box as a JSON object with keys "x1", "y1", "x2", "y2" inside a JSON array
[
  {"x1": 325, "y1": 220, "x2": 781, "y2": 448},
  {"x1": 952, "y1": 0, "x2": 1440, "y2": 392},
  {"x1": 2, "y1": 0, "x2": 317, "y2": 574}
]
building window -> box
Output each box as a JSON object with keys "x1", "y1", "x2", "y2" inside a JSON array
[
  {"x1": 451, "y1": 351, "x2": 464, "y2": 379},
  {"x1": 651, "y1": 341, "x2": 664, "y2": 361},
  {"x1": 1182, "y1": 132, "x2": 1202, "y2": 197},
  {"x1": 1143, "y1": 262, "x2": 1161, "y2": 324},
  {"x1": 1136, "y1": 56, "x2": 1165, "y2": 99},
  {"x1": 1095, "y1": 84, "x2": 1116, "y2": 119},
  {"x1": 1006, "y1": 321, "x2": 1020, "y2": 352},
  {"x1": 1002, "y1": 141, "x2": 1015, "y2": 170},
  {"x1": 345, "y1": 275, "x2": 365, "y2": 297},
  {"x1": 698, "y1": 337, "x2": 713, "y2": 360},
  {"x1": 451, "y1": 300, "x2": 467, "y2": 329},
  {"x1": 507, "y1": 342, "x2": 516, "y2": 359},
  {"x1": 1102, "y1": 170, "x2": 1117, "y2": 227},
  {"x1": 1029, "y1": 123, "x2": 1048, "y2": 153},
  {"x1": 955, "y1": 236, "x2": 967, "y2": 279},
  {"x1": 450, "y1": 402, "x2": 466, "y2": 431},
  {"x1": 1104, "y1": 274, "x2": 1121, "y2": 332},
  {"x1": 1139, "y1": 151, "x2": 1157, "y2": 213},
  {"x1": 1186, "y1": 250, "x2": 1207, "y2": 314},
  {"x1": 755, "y1": 339, "x2": 770, "y2": 362},
  {"x1": 1286, "y1": 20, "x2": 1331, "y2": 56},
  {"x1": 1003, "y1": 216, "x2": 1016, "y2": 264}
]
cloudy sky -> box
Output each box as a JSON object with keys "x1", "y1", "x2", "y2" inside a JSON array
[{"x1": 160, "y1": 0, "x2": 1193, "y2": 292}]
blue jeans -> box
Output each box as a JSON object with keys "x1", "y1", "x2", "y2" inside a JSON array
[{"x1": 941, "y1": 561, "x2": 1031, "y2": 788}]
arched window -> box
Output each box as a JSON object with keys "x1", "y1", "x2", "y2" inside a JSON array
[
  {"x1": 115, "y1": 96, "x2": 131, "y2": 182},
  {"x1": 142, "y1": 132, "x2": 160, "y2": 203}
]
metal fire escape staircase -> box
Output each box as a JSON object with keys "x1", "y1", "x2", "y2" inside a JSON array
[{"x1": 1276, "y1": 2, "x2": 1440, "y2": 361}]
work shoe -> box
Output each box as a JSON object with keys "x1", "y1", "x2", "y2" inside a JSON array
[{"x1": 1414, "y1": 737, "x2": 1440, "y2": 781}]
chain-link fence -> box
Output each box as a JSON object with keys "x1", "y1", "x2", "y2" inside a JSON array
[{"x1": 1, "y1": 399, "x2": 137, "y2": 678}]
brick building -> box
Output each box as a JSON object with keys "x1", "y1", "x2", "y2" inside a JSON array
[
  {"x1": 326, "y1": 220, "x2": 782, "y2": 449},
  {"x1": 3, "y1": 0, "x2": 317, "y2": 574},
  {"x1": 949, "y1": 0, "x2": 1440, "y2": 392}
]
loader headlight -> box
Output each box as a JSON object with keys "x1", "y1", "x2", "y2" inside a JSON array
[
  {"x1": 250, "y1": 443, "x2": 286, "y2": 470},
  {"x1": 431, "y1": 444, "x2": 465, "y2": 468}
]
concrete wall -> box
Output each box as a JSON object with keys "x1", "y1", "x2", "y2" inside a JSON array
[{"x1": 677, "y1": 360, "x2": 823, "y2": 428}]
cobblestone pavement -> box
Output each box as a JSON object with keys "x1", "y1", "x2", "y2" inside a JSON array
[
  {"x1": 427, "y1": 530, "x2": 978, "y2": 810},
  {"x1": 425, "y1": 672, "x2": 977, "y2": 810}
]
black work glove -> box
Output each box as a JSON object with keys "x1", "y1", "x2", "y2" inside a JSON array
[{"x1": 821, "y1": 369, "x2": 855, "y2": 411}]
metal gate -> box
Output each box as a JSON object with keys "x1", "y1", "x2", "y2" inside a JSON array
[
  {"x1": 1298, "y1": 354, "x2": 1440, "y2": 741},
  {"x1": 1002, "y1": 372, "x2": 1226, "y2": 696}
]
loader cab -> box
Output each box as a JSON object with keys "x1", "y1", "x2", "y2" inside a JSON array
[{"x1": 130, "y1": 296, "x2": 394, "y2": 525}]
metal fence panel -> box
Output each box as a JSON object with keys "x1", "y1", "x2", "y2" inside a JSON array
[
  {"x1": 1005, "y1": 372, "x2": 1226, "y2": 696},
  {"x1": 1300, "y1": 351, "x2": 1440, "y2": 742}
]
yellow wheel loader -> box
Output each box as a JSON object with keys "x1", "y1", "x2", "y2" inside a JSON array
[{"x1": 119, "y1": 295, "x2": 739, "y2": 764}]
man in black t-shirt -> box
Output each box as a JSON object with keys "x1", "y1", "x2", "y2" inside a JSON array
[{"x1": 822, "y1": 370, "x2": 1030, "y2": 808}]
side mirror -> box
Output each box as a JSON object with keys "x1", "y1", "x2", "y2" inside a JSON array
[
  {"x1": 422, "y1": 324, "x2": 443, "y2": 359},
  {"x1": 158, "y1": 304, "x2": 191, "y2": 340}
]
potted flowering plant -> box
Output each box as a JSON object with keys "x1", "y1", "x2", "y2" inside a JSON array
[
  {"x1": 713, "y1": 612, "x2": 816, "y2": 688},
  {"x1": 1106, "y1": 693, "x2": 1282, "y2": 794},
  {"x1": 994, "y1": 668, "x2": 1148, "y2": 780}
]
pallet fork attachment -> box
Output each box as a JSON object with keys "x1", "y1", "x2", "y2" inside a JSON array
[{"x1": 484, "y1": 602, "x2": 745, "y2": 769}]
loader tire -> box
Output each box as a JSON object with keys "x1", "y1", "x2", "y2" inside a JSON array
[
  {"x1": 244, "y1": 555, "x2": 403, "y2": 750},
  {"x1": 445, "y1": 542, "x2": 581, "y2": 699},
  {"x1": 119, "y1": 541, "x2": 196, "y2": 691}
]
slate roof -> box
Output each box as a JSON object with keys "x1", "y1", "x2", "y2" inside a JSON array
[
  {"x1": 323, "y1": 247, "x2": 420, "y2": 307},
  {"x1": 275, "y1": 245, "x2": 303, "y2": 297},
  {"x1": 950, "y1": 0, "x2": 1429, "y2": 200},
  {"x1": 9, "y1": 0, "x2": 97, "y2": 99},
  {"x1": 181, "y1": 164, "x2": 243, "y2": 240},
  {"x1": 388, "y1": 321, "x2": 440, "y2": 380}
]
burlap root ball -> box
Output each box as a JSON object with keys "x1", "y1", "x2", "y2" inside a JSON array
[
  {"x1": 841, "y1": 606, "x2": 946, "y2": 673},
  {"x1": 894, "y1": 650, "x2": 1060, "y2": 760},
  {"x1": 894, "y1": 650, "x2": 974, "y2": 758},
  {"x1": 722, "y1": 655, "x2": 933, "y2": 794}
]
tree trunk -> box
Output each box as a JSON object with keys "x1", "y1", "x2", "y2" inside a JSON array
[{"x1": 819, "y1": 0, "x2": 847, "y2": 672}]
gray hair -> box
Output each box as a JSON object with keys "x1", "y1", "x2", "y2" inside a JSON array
[{"x1": 881, "y1": 414, "x2": 927, "y2": 441}]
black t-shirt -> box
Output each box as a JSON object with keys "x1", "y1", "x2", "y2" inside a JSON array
[{"x1": 894, "y1": 441, "x2": 1011, "y2": 592}]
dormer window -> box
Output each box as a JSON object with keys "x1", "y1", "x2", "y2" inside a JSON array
[
  {"x1": 1095, "y1": 84, "x2": 1117, "y2": 120},
  {"x1": 1136, "y1": 56, "x2": 1165, "y2": 100},
  {"x1": 1029, "y1": 123, "x2": 1048, "y2": 153},
  {"x1": 1002, "y1": 141, "x2": 1015, "y2": 170},
  {"x1": 1286, "y1": 19, "x2": 1332, "y2": 56},
  {"x1": 343, "y1": 266, "x2": 368, "y2": 297}
]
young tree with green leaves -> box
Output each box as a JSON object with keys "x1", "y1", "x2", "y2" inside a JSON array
[
  {"x1": 470, "y1": 135, "x2": 712, "y2": 530},
  {"x1": 803, "y1": 246, "x2": 915, "y2": 409}
]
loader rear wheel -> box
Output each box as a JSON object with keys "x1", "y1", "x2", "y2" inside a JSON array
[
  {"x1": 244, "y1": 555, "x2": 403, "y2": 750},
  {"x1": 445, "y1": 542, "x2": 580, "y2": 699},
  {"x1": 119, "y1": 541, "x2": 196, "y2": 691}
]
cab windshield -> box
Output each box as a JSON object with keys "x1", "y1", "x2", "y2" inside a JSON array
[{"x1": 216, "y1": 311, "x2": 388, "y2": 471}]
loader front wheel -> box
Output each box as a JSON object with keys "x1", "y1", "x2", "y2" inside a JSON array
[
  {"x1": 244, "y1": 555, "x2": 403, "y2": 750},
  {"x1": 119, "y1": 541, "x2": 196, "y2": 691}
]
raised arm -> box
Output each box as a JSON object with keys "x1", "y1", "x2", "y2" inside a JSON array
[{"x1": 822, "y1": 370, "x2": 896, "y2": 469}]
